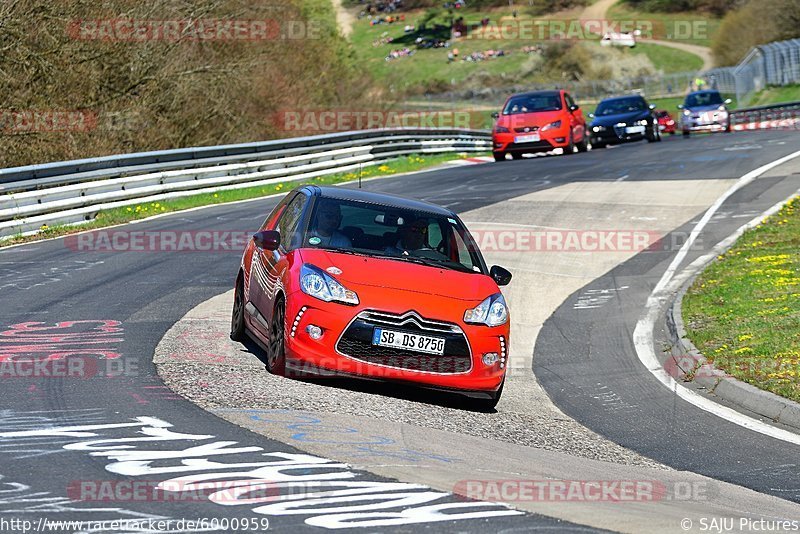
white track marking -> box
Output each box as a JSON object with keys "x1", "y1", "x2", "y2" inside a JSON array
[{"x1": 633, "y1": 149, "x2": 800, "y2": 445}]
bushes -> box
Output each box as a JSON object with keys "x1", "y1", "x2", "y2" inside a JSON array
[
  {"x1": 623, "y1": 0, "x2": 743, "y2": 16},
  {"x1": 711, "y1": 0, "x2": 800, "y2": 66},
  {"x1": 0, "y1": 0, "x2": 371, "y2": 167}
]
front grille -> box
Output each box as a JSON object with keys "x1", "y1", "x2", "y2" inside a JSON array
[
  {"x1": 508, "y1": 140, "x2": 552, "y2": 151},
  {"x1": 513, "y1": 125, "x2": 540, "y2": 133},
  {"x1": 336, "y1": 310, "x2": 472, "y2": 374}
]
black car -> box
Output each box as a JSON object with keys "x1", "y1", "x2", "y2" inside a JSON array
[{"x1": 588, "y1": 95, "x2": 661, "y2": 148}]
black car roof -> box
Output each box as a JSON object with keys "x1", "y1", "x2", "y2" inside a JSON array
[
  {"x1": 508, "y1": 90, "x2": 562, "y2": 99},
  {"x1": 598, "y1": 95, "x2": 646, "y2": 102},
  {"x1": 302, "y1": 185, "x2": 454, "y2": 217},
  {"x1": 687, "y1": 90, "x2": 721, "y2": 96}
]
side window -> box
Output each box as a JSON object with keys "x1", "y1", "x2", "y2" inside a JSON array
[
  {"x1": 262, "y1": 194, "x2": 293, "y2": 230},
  {"x1": 277, "y1": 194, "x2": 307, "y2": 251},
  {"x1": 565, "y1": 93, "x2": 576, "y2": 109}
]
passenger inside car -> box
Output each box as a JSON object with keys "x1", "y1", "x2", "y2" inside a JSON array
[{"x1": 307, "y1": 201, "x2": 353, "y2": 248}]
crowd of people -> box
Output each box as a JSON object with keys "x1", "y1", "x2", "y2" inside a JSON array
[
  {"x1": 453, "y1": 49, "x2": 506, "y2": 62},
  {"x1": 385, "y1": 47, "x2": 414, "y2": 61},
  {"x1": 368, "y1": 13, "x2": 406, "y2": 26}
]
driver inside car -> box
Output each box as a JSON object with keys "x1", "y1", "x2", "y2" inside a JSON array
[
  {"x1": 308, "y1": 201, "x2": 353, "y2": 248},
  {"x1": 384, "y1": 217, "x2": 429, "y2": 255}
]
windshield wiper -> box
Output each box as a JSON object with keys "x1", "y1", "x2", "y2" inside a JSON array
[{"x1": 382, "y1": 254, "x2": 475, "y2": 273}]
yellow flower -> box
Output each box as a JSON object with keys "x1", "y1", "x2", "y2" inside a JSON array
[
  {"x1": 738, "y1": 334, "x2": 752, "y2": 341},
  {"x1": 126, "y1": 207, "x2": 132, "y2": 212},
  {"x1": 213, "y1": 193, "x2": 219, "y2": 198}
]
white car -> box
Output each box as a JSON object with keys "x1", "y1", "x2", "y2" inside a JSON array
[{"x1": 600, "y1": 31, "x2": 637, "y2": 48}]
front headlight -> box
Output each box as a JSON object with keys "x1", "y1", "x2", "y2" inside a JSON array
[
  {"x1": 495, "y1": 125, "x2": 510, "y2": 133},
  {"x1": 541, "y1": 120, "x2": 562, "y2": 131},
  {"x1": 717, "y1": 105, "x2": 727, "y2": 111},
  {"x1": 592, "y1": 126, "x2": 605, "y2": 132},
  {"x1": 637, "y1": 119, "x2": 649, "y2": 126},
  {"x1": 683, "y1": 109, "x2": 691, "y2": 116},
  {"x1": 464, "y1": 293, "x2": 508, "y2": 327},
  {"x1": 300, "y1": 264, "x2": 359, "y2": 305}
]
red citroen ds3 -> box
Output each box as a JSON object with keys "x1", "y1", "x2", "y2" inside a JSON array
[
  {"x1": 492, "y1": 89, "x2": 589, "y2": 161},
  {"x1": 231, "y1": 186, "x2": 513, "y2": 409}
]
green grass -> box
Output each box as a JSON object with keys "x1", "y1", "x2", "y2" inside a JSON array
[
  {"x1": 0, "y1": 152, "x2": 482, "y2": 248},
  {"x1": 682, "y1": 196, "x2": 800, "y2": 403},
  {"x1": 607, "y1": 2, "x2": 721, "y2": 47},
  {"x1": 625, "y1": 42, "x2": 703, "y2": 73},
  {"x1": 749, "y1": 85, "x2": 800, "y2": 107}
]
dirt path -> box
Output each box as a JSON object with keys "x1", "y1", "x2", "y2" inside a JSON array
[
  {"x1": 579, "y1": 0, "x2": 714, "y2": 70},
  {"x1": 331, "y1": 0, "x2": 356, "y2": 37}
]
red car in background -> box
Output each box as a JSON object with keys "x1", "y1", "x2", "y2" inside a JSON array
[
  {"x1": 231, "y1": 186, "x2": 513, "y2": 409},
  {"x1": 492, "y1": 89, "x2": 589, "y2": 161},
  {"x1": 655, "y1": 109, "x2": 677, "y2": 135}
]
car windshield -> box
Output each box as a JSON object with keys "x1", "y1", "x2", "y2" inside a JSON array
[
  {"x1": 685, "y1": 92, "x2": 724, "y2": 107},
  {"x1": 303, "y1": 197, "x2": 485, "y2": 273},
  {"x1": 595, "y1": 97, "x2": 647, "y2": 116},
  {"x1": 503, "y1": 94, "x2": 562, "y2": 114}
]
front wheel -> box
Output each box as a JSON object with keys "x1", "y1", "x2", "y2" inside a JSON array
[
  {"x1": 230, "y1": 276, "x2": 246, "y2": 342},
  {"x1": 562, "y1": 134, "x2": 575, "y2": 156},
  {"x1": 576, "y1": 132, "x2": 590, "y2": 152},
  {"x1": 493, "y1": 152, "x2": 506, "y2": 162},
  {"x1": 511, "y1": 152, "x2": 524, "y2": 160},
  {"x1": 266, "y1": 300, "x2": 286, "y2": 376},
  {"x1": 682, "y1": 129, "x2": 690, "y2": 138}
]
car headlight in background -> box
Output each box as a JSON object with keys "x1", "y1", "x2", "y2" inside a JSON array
[
  {"x1": 592, "y1": 126, "x2": 605, "y2": 133},
  {"x1": 683, "y1": 109, "x2": 692, "y2": 116},
  {"x1": 495, "y1": 125, "x2": 510, "y2": 133},
  {"x1": 300, "y1": 264, "x2": 359, "y2": 305},
  {"x1": 637, "y1": 119, "x2": 649, "y2": 126},
  {"x1": 464, "y1": 293, "x2": 509, "y2": 327},
  {"x1": 718, "y1": 105, "x2": 727, "y2": 111},
  {"x1": 540, "y1": 120, "x2": 562, "y2": 132}
]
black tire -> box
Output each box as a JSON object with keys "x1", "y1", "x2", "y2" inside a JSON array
[
  {"x1": 230, "y1": 275, "x2": 246, "y2": 342},
  {"x1": 576, "y1": 132, "x2": 589, "y2": 152},
  {"x1": 725, "y1": 122, "x2": 732, "y2": 133},
  {"x1": 493, "y1": 152, "x2": 506, "y2": 162},
  {"x1": 563, "y1": 134, "x2": 575, "y2": 155},
  {"x1": 647, "y1": 123, "x2": 661, "y2": 142},
  {"x1": 511, "y1": 152, "x2": 524, "y2": 160},
  {"x1": 593, "y1": 141, "x2": 606, "y2": 149},
  {"x1": 266, "y1": 300, "x2": 286, "y2": 376},
  {"x1": 682, "y1": 129, "x2": 690, "y2": 138}
]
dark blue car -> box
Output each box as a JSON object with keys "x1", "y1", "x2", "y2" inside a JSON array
[{"x1": 588, "y1": 95, "x2": 661, "y2": 148}]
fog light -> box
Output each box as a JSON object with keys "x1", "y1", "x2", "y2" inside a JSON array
[
  {"x1": 554, "y1": 137, "x2": 565, "y2": 143},
  {"x1": 306, "y1": 325, "x2": 323, "y2": 340},
  {"x1": 482, "y1": 353, "x2": 499, "y2": 366}
]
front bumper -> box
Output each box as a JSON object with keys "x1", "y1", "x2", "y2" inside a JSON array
[
  {"x1": 492, "y1": 126, "x2": 571, "y2": 154},
  {"x1": 682, "y1": 112, "x2": 729, "y2": 131},
  {"x1": 590, "y1": 124, "x2": 647, "y2": 145},
  {"x1": 282, "y1": 294, "x2": 508, "y2": 393}
]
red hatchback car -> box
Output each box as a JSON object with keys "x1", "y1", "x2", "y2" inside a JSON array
[
  {"x1": 655, "y1": 109, "x2": 677, "y2": 135},
  {"x1": 492, "y1": 89, "x2": 589, "y2": 161},
  {"x1": 231, "y1": 186, "x2": 513, "y2": 409}
]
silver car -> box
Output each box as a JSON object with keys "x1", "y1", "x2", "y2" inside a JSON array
[{"x1": 679, "y1": 90, "x2": 732, "y2": 136}]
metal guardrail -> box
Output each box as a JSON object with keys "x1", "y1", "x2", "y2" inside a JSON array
[{"x1": 0, "y1": 128, "x2": 491, "y2": 239}]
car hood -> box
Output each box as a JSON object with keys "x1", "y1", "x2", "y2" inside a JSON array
[
  {"x1": 497, "y1": 110, "x2": 563, "y2": 130},
  {"x1": 685, "y1": 104, "x2": 725, "y2": 114},
  {"x1": 298, "y1": 248, "x2": 498, "y2": 302},
  {"x1": 591, "y1": 111, "x2": 650, "y2": 127}
]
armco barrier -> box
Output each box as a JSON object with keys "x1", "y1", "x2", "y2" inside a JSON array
[{"x1": 0, "y1": 128, "x2": 491, "y2": 238}]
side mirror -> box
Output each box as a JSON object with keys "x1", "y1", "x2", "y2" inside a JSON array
[
  {"x1": 491, "y1": 112, "x2": 499, "y2": 119},
  {"x1": 588, "y1": 112, "x2": 595, "y2": 119},
  {"x1": 677, "y1": 104, "x2": 684, "y2": 110},
  {"x1": 569, "y1": 104, "x2": 580, "y2": 112},
  {"x1": 724, "y1": 98, "x2": 732, "y2": 105},
  {"x1": 648, "y1": 103, "x2": 656, "y2": 110},
  {"x1": 253, "y1": 230, "x2": 280, "y2": 251},
  {"x1": 489, "y1": 265, "x2": 512, "y2": 286}
]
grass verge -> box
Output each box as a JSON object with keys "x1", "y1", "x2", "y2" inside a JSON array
[
  {"x1": 1, "y1": 152, "x2": 482, "y2": 248},
  {"x1": 749, "y1": 85, "x2": 800, "y2": 107},
  {"x1": 682, "y1": 195, "x2": 800, "y2": 403}
]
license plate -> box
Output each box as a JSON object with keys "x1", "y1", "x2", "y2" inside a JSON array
[
  {"x1": 625, "y1": 125, "x2": 645, "y2": 134},
  {"x1": 372, "y1": 328, "x2": 445, "y2": 355},
  {"x1": 514, "y1": 134, "x2": 540, "y2": 143}
]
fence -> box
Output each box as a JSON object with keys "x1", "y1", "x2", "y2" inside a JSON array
[
  {"x1": 705, "y1": 38, "x2": 800, "y2": 106},
  {"x1": 0, "y1": 128, "x2": 491, "y2": 239}
]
